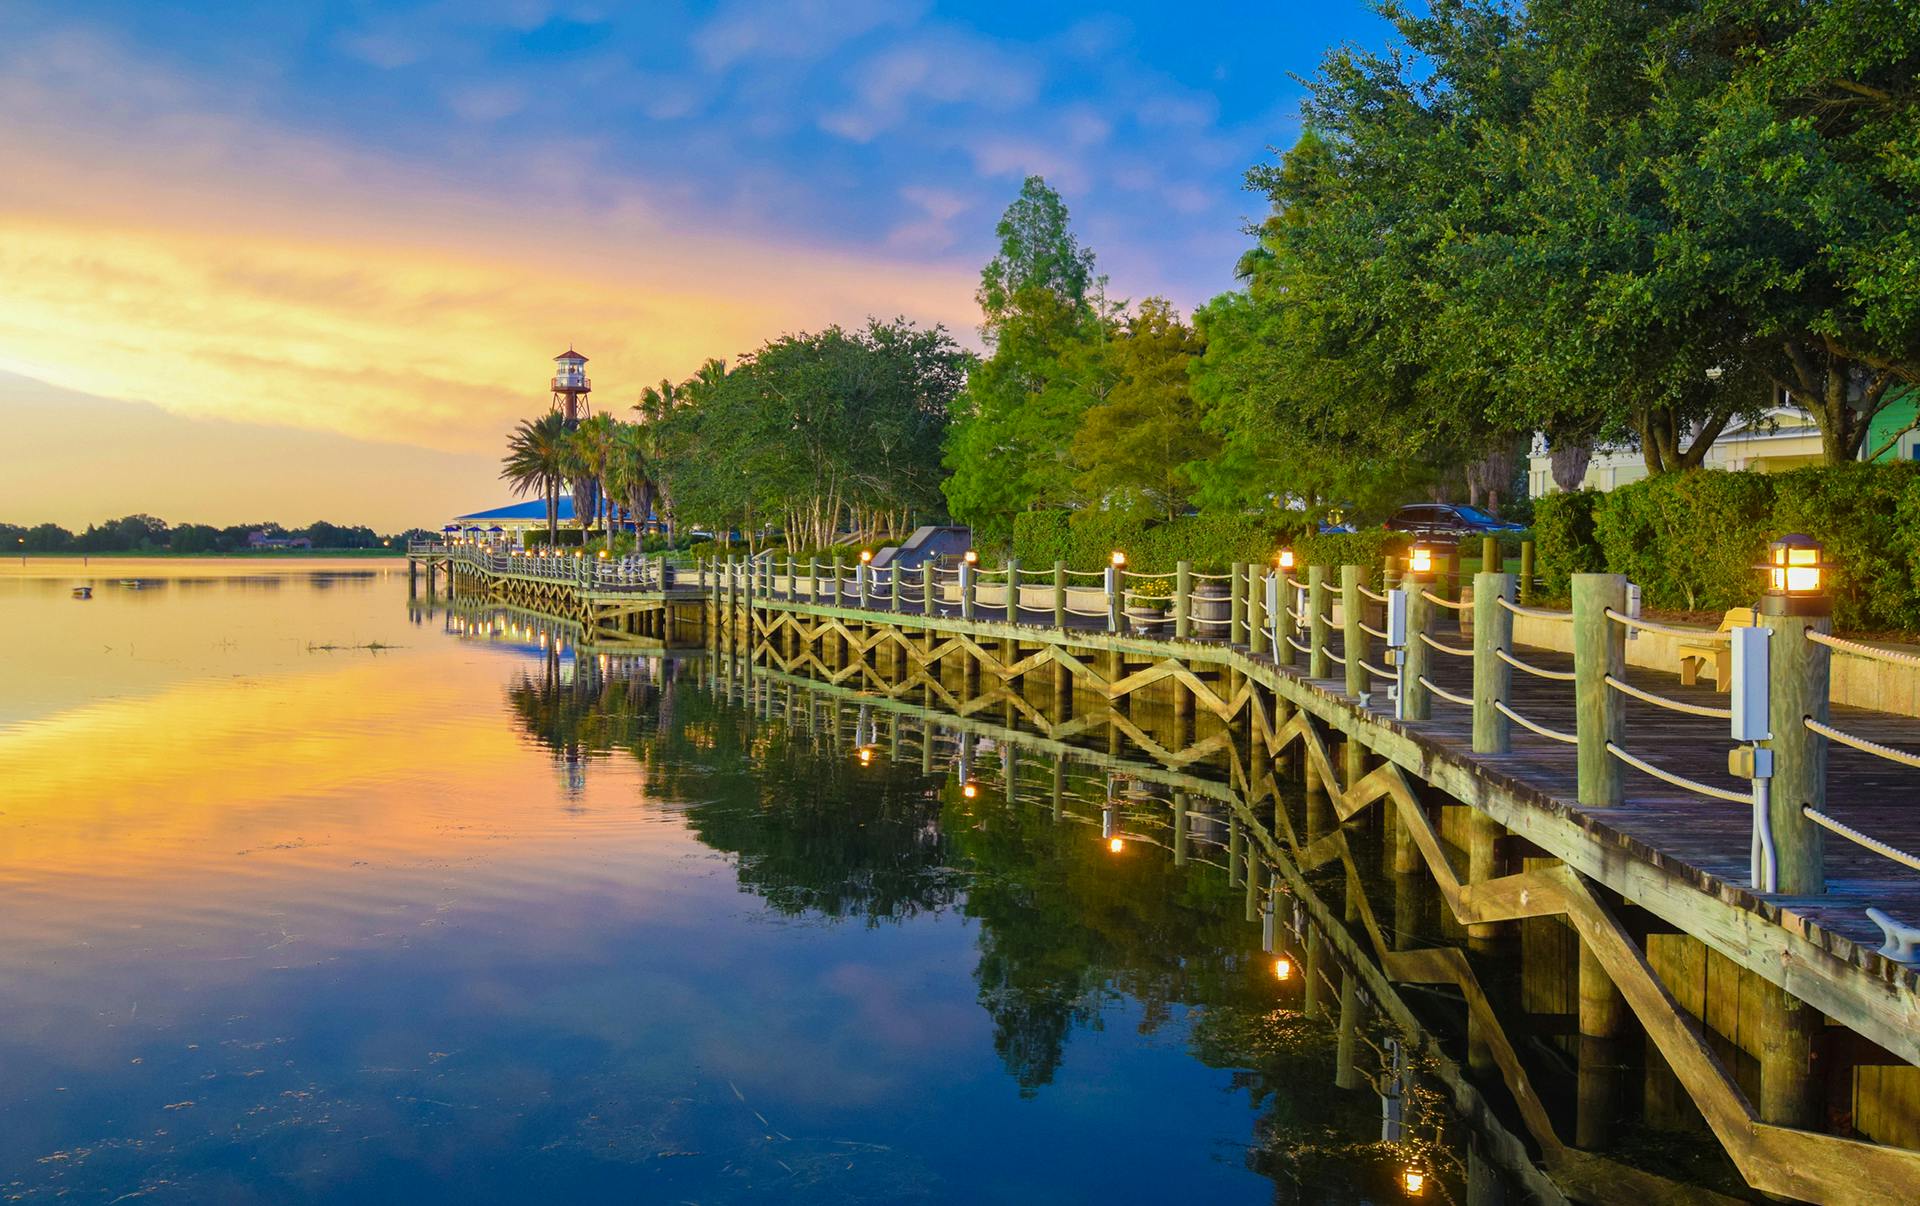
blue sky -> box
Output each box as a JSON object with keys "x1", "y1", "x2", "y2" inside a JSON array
[{"x1": 0, "y1": 1, "x2": 1398, "y2": 527}]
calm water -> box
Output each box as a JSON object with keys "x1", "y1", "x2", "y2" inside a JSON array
[{"x1": 0, "y1": 560, "x2": 1429, "y2": 1203}]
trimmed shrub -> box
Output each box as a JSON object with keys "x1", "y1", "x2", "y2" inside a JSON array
[
  {"x1": 1011, "y1": 509, "x2": 1304, "y2": 574},
  {"x1": 1593, "y1": 471, "x2": 1774, "y2": 612},
  {"x1": 1531, "y1": 490, "x2": 1604, "y2": 596},
  {"x1": 1772, "y1": 462, "x2": 1920, "y2": 631},
  {"x1": 1295, "y1": 528, "x2": 1412, "y2": 588}
]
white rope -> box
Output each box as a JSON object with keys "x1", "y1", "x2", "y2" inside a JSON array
[
  {"x1": 1498, "y1": 597, "x2": 1570, "y2": 622},
  {"x1": 1287, "y1": 637, "x2": 1311, "y2": 655},
  {"x1": 1496, "y1": 700, "x2": 1576, "y2": 744},
  {"x1": 1497, "y1": 648, "x2": 1576, "y2": 681},
  {"x1": 1325, "y1": 649, "x2": 1347, "y2": 666},
  {"x1": 1358, "y1": 586, "x2": 1388, "y2": 603},
  {"x1": 1803, "y1": 808, "x2": 1920, "y2": 873},
  {"x1": 1420, "y1": 590, "x2": 1468, "y2": 611},
  {"x1": 1604, "y1": 608, "x2": 1732, "y2": 641},
  {"x1": 1358, "y1": 621, "x2": 1388, "y2": 640},
  {"x1": 1418, "y1": 676, "x2": 1471, "y2": 708},
  {"x1": 1606, "y1": 742, "x2": 1750, "y2": 804},
  {"x1": 1808, "y1": 630, "x2": 1920, "y2": 669},
  {"x1": 1806, "y1": 718, "x2": 1920, "y2": 770},
  {"x1": 1419, "y1": 632, "x2": 1473, "y2": 657},
  {"x1": 1604, "y1": 674, "x2": 1733, "y2": 720},
  {"x1": 1361, "y1": 659, "x2": 1396, "y2": 681}
]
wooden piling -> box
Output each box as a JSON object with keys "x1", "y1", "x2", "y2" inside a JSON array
[
  {"x1": 1175, "y1": 560, "x2": 1193, "y2": 640},
  {"x1": 1763, "y1": 606, "x2": 1831, "y2": 895},
  {"x1": 1572, "y1": 573, "x2": 1627, "y2": 808},
  {"x1": 1473, "y1": 572, "x2": 1515, "y2": 754},
  {"x1": 1341, "y1": 564, "x2": 1366, "y2": 698},
  {"x1": 1307, "y1": 565, "x2": 1330, "y2": 680}
]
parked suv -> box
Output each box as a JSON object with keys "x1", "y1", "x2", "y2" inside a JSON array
[{"x1": 1384, "y1": 503, "x2": 1524, "y2": 543}]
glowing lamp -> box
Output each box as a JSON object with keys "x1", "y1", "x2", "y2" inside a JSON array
[
  {"x1": 1273, "y1": 957, "x2": 1293, "y2": 981},
  {"x1": 1762, "y1": 533, "x2": 1830, "y2": 616},
  {"x1": 1277, "y1": 548, "x2": 1295, "y2": 571},
  {"x1": 1402, "y1": 1167, "x2": 1427, "y2": 1196},
  {"x1": 1110, "y1": 550, "x2": 1127, "y2": 568},
  {"x1": 860, "y1": 549, "x2": 873, "y2": 564},
  {"x1": 598, "y1": 549, "x2": 609, "y2": 559},
  {"x1": 961, "y1": 781, "x2": 978, "y2": 800},
  {"x1": 1409, "y1": 545, "x2": 1433, "y2": 577},
  {"x1": 963, "y1": 549, "x2": 978, "y2": 566},
  {"x1": 1108, "y1": 837, "x2": 1125, "y2": 854}
]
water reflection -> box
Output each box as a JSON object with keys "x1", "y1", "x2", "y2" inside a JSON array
[{"x1": 486, "y1": 622, "x2": 1475, "y2": 1202}]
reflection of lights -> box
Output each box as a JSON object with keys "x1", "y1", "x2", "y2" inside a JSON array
[
  {"x1": 961, "y1": 781, "x2": 978, "y2": 799},
  {"x1": 1402, "y1": 1168, "x2": 1426, "y2": 1196},
  {"x1": 1273, "y1": 957, "x2": 1293, "y2": 981},
  {"x1": 1108, "y1": 837, "x2": 1125, "y2": 854},
  {"x1": 856, "y1": 746, "x2": 875, "y2": 766}
]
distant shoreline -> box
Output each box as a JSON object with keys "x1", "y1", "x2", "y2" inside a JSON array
[{"x1": 12, "y1": 548, "x2": 406, "y2": 559}]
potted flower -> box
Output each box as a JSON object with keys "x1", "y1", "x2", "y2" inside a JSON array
[{"x1": 1126, "y1": 577, "x2": 1175, "y2": 636}]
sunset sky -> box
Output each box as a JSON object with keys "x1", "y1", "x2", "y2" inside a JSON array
[{"x1": 1, "y1": 2, "x2": 1387, "y2": 532}]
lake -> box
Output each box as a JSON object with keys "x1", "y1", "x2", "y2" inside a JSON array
[{"x1": 0, "y1": 559, "x2": 1489, "y2": 1203}]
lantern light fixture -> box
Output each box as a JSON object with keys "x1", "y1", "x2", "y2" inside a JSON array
[
  {"x1": 1108, "y1": 837, "x2": 1125, "y2": 854},
  {"x1": 1761, "y1": 533, "x2": 1830, "y2": 616},
  {"x1": 1409, "y1": 545, "x2": 1433, "y2": 577},
  {"x1": 1273, "y1": 956, "x2": 1293, "y2": 981},
  {"x1": 1402, "y1": 1167, "x2": 1427, "y2": 1197},
  {"x1": 1110, "y1": 550, "x2": 1127, "y2": 568},
  {"x1": 963, "y1": 549, "x2": 978, "y2": 566},
  {"x1": 860, "y1": 549, "x2": 873, "y2": 564},
  {"x1": 1277, "y1": 548, "x2": 1295, "y2": 571}
]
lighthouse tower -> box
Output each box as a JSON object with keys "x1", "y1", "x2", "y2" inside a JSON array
[{"x1": 551, "y1": 348, "x2": 591, "y2": 425}]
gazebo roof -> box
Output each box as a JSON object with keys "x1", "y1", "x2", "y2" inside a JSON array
[{"x1": 451, "y1": 498, "x2": 577, "y2": 523}]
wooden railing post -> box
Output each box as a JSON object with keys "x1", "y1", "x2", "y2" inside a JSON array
[
  {"x1": 890, "y1": 560, "x2": 902, "y2": 612},
  {"x1": 1307, "y1": 565, "x2": 1330, "y2": 680},
  {"x1": 961, "y1": 559, "x2": 976, "y2": 620},
  {"x1": 1174, "y1": 561, "x2": 1193, "y2": 640},
  {"x1": 1104, "y1": 564, "x2": 1120, "y2": 634},
  {"x1": 1341, "y1": 564, "x2": 1367, "y2": 698},
  {"x1": 1519, "y1": 540, "x2": 1536, "y2": 604},
  {"x1": 1230, "y1": 561, "x2": 1248, "y2": 646},
  {"x1": 1402, "y1": 571, "x2": 1431, "y2": 721},
  {"x1": 1481, "y1": 535, "x2": 1499, "y2": 576},
  {"x1": 830, "y1": 551, "x2": 844, "y2": 608},
  {"x1": 1277, "y1": 570, "x2": 1297, "y2": 668},
  {"x1": 923, "y1": 562, "x2": 937, "y2": 616},
  {"x1": 1762, "y1": 607, "x2": 1830, "y2": 894},
  {"x1": 1248, "y1": 566, "x2": 1268, "y2": 657},
  {"x1": 1053, "y1": 561, "x2": 1067, "y2": 629},
  {"x1": 808, "y1": 556, "x2": 821, "y2": 604},
  {"x1": 1005, "y1": 557, "x2": 1021, "y2": 623},
  {"x1": 1572, "y1": 573, "x2": 1628, "y2": 808},
  {"x1": 1473, "y1": 572, "x2": 1515, "y2": 753}
]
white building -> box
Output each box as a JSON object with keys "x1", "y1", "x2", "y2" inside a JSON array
[{"x1": 1526, "y1": 405, "x2": 1828, "y2": 496}]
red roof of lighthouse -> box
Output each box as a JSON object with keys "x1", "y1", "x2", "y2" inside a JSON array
[{"x1": 554, "y1": 348, "x2": 589, "y2": 362}]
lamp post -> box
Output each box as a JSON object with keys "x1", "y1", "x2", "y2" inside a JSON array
[
  {"x1": 1106, "y1": 550, "x2": 1126, "y2": 634},
  {"x1": 1759, "y1": 533, "x2": 1832, "y2": 895},
  {"x1": 960, "y1": 548, "x2": 977, "y2": 619}
]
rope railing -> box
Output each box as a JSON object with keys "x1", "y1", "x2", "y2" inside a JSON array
[
  {"x1": 1496, "y1": 648, "x2": 1575, "y2": 681},
  {"x1": 1604, "y1": 608, "x2": 1732, "y2": 641},
  {"x1": 1286, "y1": 636, "x2": 1311, "y2": 655},
  {"x1": 1607, "y1": 742, "x2": 1751, "y2": 805},
  {"x1": 1358, "y1": 585, "x2": 1388, "y2": 603},
  {"x1": 1418, "y1": 676, "x2": 1471, "y2": 708},
  {"x1": 1805, "y1": 718, "x2": 1920, "y2": 770},
  {"x1": 1358, "y1": 621, "x2": 1388, "y2": 640},
  {"x1": 1420, "y1": 590, "x2": 1469, "y2": 611},
  {"x1": 1418, "y1": 632, "x2": 1473, "y2": 658},
  {"x1": 1804, "y1": 808, "x2": 1920, "y2": 874},
  {"x1": 1324, "y1": 648, "x2": 1347, "y2": 666},
  {"x1": 1807, "y1": 630, "x2": 1920, "y2": 669},
  {"x1": 1497, "y1": 597, "x2": 1570, "y2": 622},
  {"x1": 1604, "y1": 674, "x2": 1734, "y2": 721},
  {"x1": 1360, "y1": 659, "x2": 1397, "y2": 681},
  {"x1": 1496, "y1": 700, "x2": 1576, "y2": 745}
]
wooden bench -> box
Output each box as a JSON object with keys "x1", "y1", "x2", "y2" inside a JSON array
[{"x1": 1677, "y1": 607, "x2": 1756, "y2": 692}]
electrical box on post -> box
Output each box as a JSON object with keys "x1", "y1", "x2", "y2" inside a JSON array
[
  {"x1": 1730, "y1": 625, "x2": 1771, "y2": 742},
  {"x1": 1386, "y1": 589, "x2": 1408, "y2": 647}
]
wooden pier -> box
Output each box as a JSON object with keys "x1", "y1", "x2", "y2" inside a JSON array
[{"x1": 416, "y1": 541, "x2": 1920, "y2": 1202}]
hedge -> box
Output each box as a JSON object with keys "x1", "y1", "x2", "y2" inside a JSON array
[
  {"x1": 1534, "y1": 465, "x2": 1920, "y2": 631},
  {"x1": 1011, "y1": 510, "x2": 1306, "y2": 575}
]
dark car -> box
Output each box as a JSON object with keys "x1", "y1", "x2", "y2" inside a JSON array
[{"x1": 1384, "y1": 503, "x2": 1525, "y2": 543}]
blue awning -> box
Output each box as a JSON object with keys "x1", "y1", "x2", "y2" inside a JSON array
[{"x1": 451, "y1": 498, "x2": 577, "y2": 523}]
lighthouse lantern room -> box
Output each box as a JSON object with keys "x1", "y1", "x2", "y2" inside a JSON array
[{"x1": 551, "y1": 349, "x2": 591, "y2": 424}]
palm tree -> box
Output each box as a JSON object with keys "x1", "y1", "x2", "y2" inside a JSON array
[
  {"x1": 502, "y1": 412, "x2": 568, "y2": 545},
  {"x1": 609, "y1": 421, "x2": 659, "y2": 547},
  {"x1": 566, "y1": 413, "x2": 621, "y2": 550}
]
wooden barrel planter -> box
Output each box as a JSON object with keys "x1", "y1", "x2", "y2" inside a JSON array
[
  {"x1": 1194, "y1": 581, "x2": 1230, "y2": 639},
  {"x1": 1127, "y1": 602, "x2": 1171, "y2": 638}
]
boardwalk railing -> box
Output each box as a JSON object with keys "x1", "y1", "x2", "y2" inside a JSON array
[
  {"x1": 431, "y1": 541, "x2": 693, "y2": 592},
  {"x1": 688, "y1": 549, "x2": 1920, "y2": 952}
]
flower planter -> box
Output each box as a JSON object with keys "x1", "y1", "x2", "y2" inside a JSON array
[{"x1": 1127, "y1": 605, "x2": 1171, "y2": 637}]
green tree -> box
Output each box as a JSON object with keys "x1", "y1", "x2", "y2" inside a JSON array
[
  {"x1": 501, "y1": 411, "x2": 569, "y2": 544},
  {"x1": 1071, "y1": 298, "x2": 1209, "y2": 520},
  {"x1": 567, "y1": 413, "x2": 621, "y2": 550},
  {"x1": 944, "y1": 177, "x2": 1115, "y2": 541}
]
